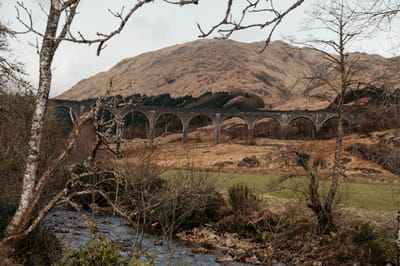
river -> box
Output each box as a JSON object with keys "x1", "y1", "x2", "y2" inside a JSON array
[{"x1": 42, "y1": 209, "x2": 249, "y2": 265}]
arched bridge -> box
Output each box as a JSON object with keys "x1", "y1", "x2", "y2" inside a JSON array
[{"x1": 48, "y1": 99, "x2": 364, "y2": 144}]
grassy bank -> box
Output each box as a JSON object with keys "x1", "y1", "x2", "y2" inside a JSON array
[{"x1": 163, "y1": 170, "x2": 400, "y2": 211}]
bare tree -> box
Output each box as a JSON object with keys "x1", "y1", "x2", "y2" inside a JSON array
[
  {"x1": 1, "y1": 0, "x2": 307, "y2": 255},
  {"x1": 1, "y1": 0, "x2": 200, "y2": 251},
  {"x1": 291, "y1": 0, "x2": 369, "y2": 234}
]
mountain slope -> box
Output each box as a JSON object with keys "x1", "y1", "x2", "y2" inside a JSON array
[{"x1": 57, "y1": 39, "x2": 400, "y2": 110}]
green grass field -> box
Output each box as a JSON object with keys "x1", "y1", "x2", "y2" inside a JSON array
[{"x1": 162, "y1": 170, "x2": 400, "y2": 211}]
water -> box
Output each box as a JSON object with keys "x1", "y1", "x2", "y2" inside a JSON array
[{"x1": 42, "y1": 210, "x2": 249, "y2": 265}]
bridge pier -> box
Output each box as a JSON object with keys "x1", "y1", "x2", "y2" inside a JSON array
[
  {"x1": 147, "y1": 111, "x2": 157, "y2": 143},
  {"x1": 315, "y1": 124, "x2": 323, "y2": 138},
  {"x1": 249, "y1": 130, "x2": 255, "y2": 145},
  {"x1": 281, "y1": 124, "x2": 288, "y2": 139},
  {"x1": 148, "y1": 124, "x2": 155, "y2": 143},
  {"x1": 214, "y1": 114, "x2": 222, "y2": 144},
  {"x1": 180, "y1": 117, "x2": 192, "y2": 144},
  {"x1": 182, "y1": 127, "x2": 188, "y2": 143},
  {"x1": 248, "y1": 121, "x2": 256, "y2": 145},
  {"x1": 215, "y1": 124, "x2": 221, "y2": 144}
]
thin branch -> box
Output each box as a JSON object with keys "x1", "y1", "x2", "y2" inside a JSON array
[{"x1": 198, "y1": 0, "x2": 305, "y2": 52}]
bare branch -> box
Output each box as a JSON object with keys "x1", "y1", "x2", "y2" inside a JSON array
[
  {"x1": 163, "y1": 0, "x2": 199, "y2": 5},
  {"x1": 55, "y1": 1, "x2": 79, "y2": 49},
  {"x1": 14, "y1": 2, "x2": 41, "y2": 35},
  {"x1": 198, "y1": 0, "x2": 305, "y2": 52}
]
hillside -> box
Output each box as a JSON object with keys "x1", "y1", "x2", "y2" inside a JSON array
[{"x1": 57, "y1": 39, "x2": 400, "y2": 110}]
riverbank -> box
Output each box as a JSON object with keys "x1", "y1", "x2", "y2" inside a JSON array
[
  {"x1": 42, "y1": 209, "x2": 251, "y2": 265},
  {"x1": 175, "y1": 200, "x2": 398, "y2": 265}
]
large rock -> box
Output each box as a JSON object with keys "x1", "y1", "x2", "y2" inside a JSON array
[{"x1": 238, "y1": 155, "x2": 260, "y2": 168}]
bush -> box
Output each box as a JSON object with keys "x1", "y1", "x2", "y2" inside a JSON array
[
  {"x1": 59, "y1": 235, "x2": 158, "y2": 266},
  {"x1": 336, "y1": 222, "x2": 396, "y2": 265},
  {"x1": 14, "y1": 229, "x2": 62, "y2": 266},
  {"x1": 154, "y1": 170, "x2": 224, "y2": 232},
  {"x1": 357, "y1": 105, "x2": 400, "y2": 133},
  {"x1": 59, "y1": 235, "x2": 125, "y2": 266},
  {"x1": 345, "y1": 142, "x2": 400, "y2": 175},
  {"x1": 228, "y1": 183, "x2": 260, "y2": 215},
  {"x1": 63, "y1": 145, "x2": 224, "y2": 234},
  {"x1": 216, "y1": 183, "x2": 263, "y2": 239}
]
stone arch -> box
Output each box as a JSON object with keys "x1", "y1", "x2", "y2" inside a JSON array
[
  {"x1": 122, "y1": 111, "x2": 150, "y2": 140},
  {"x1": 253, "y1": 116, "x2": 282, "y2": 140},
  {"x1": 287, "y1": 117, "x2": 316, "y2": 140},
  {"x1": 318, "y1": 117, "x2": 351, "y2": 139},
  {"x1": 220, "y1": 115, "x2": 249, "y2": 143},
  {"x1": 186, "y1": 114, "x2": 215, "y2": 143},
  {"x1": 154, "y1": 113, "x2": 183, "y2": 140}
]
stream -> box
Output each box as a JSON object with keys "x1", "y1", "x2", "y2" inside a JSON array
[{"x1": 42, "y1": 209, "x2": 249, "y2": 265}]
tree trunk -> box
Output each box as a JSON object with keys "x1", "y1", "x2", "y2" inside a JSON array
[
  {"x1": 324, "y1": 110, "x2": 343, "y2": 216},
  {"x1": 316, "y1": 210, "x2": 336, "y2": 235},
  {"x1": 323, "y1": 18, "x2": 346, "y2": 231},
  {"x1": 306, "y1": 161, "x2": 337, "y2": 234},
  {"x1": 3, "y1": 4, "x2": 61, "y2": 244}
]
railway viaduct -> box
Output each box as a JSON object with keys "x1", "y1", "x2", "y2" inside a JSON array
[{"x1": 48, "y1": 99, "x2": 364, "y2": 144}]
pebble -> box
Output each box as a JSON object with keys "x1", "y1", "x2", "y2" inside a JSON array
[
  {"x1": 191, "y1": 247, "x2": 208, "y2": 253},
  {"x1": 215, "y1": 252, "x2": 235, "y2": 262}
]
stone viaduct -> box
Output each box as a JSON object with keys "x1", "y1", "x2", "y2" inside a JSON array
[{"x1": 48, "y1": 99, "x2": 364, "y2": 144}]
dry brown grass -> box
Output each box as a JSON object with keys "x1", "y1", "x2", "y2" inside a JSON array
[{"x1": 119, "y1": 129, "x2": 399, "y2": 184}]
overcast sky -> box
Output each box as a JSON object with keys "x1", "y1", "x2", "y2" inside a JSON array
[{"x1": 1, "y1": 0, "x2": 398, "y2": 97}]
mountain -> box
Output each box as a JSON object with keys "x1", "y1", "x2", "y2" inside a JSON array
[{"x1": 56, "y1": 39, "x2": 400, "y2": 110}]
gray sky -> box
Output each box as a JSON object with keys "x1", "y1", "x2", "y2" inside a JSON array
[{"x1": 1, "y1": 0, "x2": 398, "y2": 97}]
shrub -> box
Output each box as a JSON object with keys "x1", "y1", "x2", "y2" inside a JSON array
[
  {"x1": 228, "y1": 183, "x2": 260, "y2": 215},
  {"x1": 216, "y1": 183, "x2": 263, "y2": 239},
  {"x1": 59, "y1": 235, "x2": 158, "y2": 266},
  {"x1": 336, "y1": 222, "x2": 396, "y2": 265},
  {"x1": 14, "y1": 228, "x2": 62, "y2": 266},
  {"x1": 59, "y1": 235, "x2": 125, "y2": 266},
  {"x1": 345, "y1": 142, "x2": 400, "y2": 175},
  {"x1": 64, "y1": 145, "x2": 224, "y2": 234},
  {"x1": 154, "y1": 170, "x2": 224, "y2": 232},
  {"x1": 218, "y1": 214, "x2": 259, "y2": 239}
]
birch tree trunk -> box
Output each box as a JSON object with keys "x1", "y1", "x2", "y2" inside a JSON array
[{"x1": 3, "y1": 2, "x2": 61, "y2": 242}]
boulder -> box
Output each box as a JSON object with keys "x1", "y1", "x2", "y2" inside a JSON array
[{"x1": 238, "y1": 155, "x2": 260, "y2": 168}]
